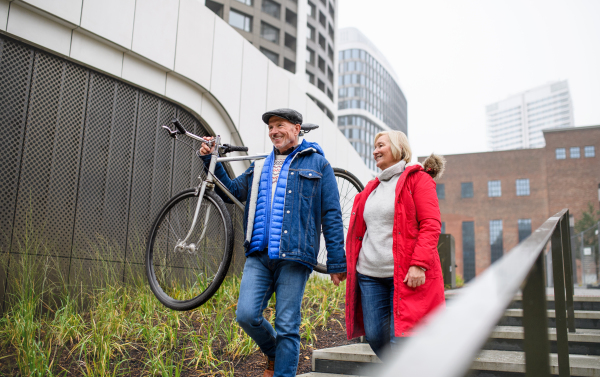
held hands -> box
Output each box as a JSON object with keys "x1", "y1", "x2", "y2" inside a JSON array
[
  {"x1": 330, "y1": 272, "x2": 347, "y2": 286},
  {"x1": 403, "y1": 266, "x2": 426, "y2": 288},
  {"x1": 199, "y1": 136, "x2": 216, "y2": 155}
]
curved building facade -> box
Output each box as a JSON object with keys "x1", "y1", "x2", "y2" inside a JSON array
[
  {"x1": 337, "y1": 27, "x2": 407, "y2": 172},
  {"x1": 0, "y1": 0, "x2": 370, "y2": 301}
]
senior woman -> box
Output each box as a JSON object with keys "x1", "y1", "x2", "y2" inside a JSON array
[{"x1": 345, "y1": 130, "x2": 446, "y2": 359}]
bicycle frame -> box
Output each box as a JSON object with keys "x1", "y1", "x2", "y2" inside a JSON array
[{"x1": 177, "y1": 133, "x2": 268, "y2": 247}]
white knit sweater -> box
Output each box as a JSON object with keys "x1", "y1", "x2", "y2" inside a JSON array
[{"x1": 356, "y1": 160, "x2": 406, "y2": 278}]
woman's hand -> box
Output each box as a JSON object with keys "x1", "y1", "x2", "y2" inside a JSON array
[
  {"x1": 330, "y1": 272, "x2": 347, "y2": 286},
  {"x1": 199, "y1": 136, "x2": 216, "y2": 155},
  {"x1": 403, "y1": 266, "x2": 426, "y2": 288}
]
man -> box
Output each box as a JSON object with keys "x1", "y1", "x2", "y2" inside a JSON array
[{"x1": 199, "y1": 108, "x2": 347, "y2": 377}]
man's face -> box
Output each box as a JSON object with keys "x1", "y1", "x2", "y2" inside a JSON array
[{"x1": 268, "y1": 116, "x2": 301, "y2": 151}]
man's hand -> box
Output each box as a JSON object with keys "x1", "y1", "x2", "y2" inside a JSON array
[
  {"x1": 403, "y1": 266, "x2": 426, "y2": 288},
  {"x1": 330, "y1": 272, "x2": 347, "y2": 286},
  {"x1": 199, "y1": 136, "x2": 216, "y2": 155}
]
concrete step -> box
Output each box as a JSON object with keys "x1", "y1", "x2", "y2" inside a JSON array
[
  {"x1": 485, "y1": 326, "x2": 600, "y2": 355},
  {"x1": 310, "y1": 344, "x2": 600, "y2": 376},
  {"x1": 445, "y1": 288, "x2": 600, "y2": 310},
  {"x1": 297, "y1": 373, "x2": 367, "y2": 377},
  {"x1": 470, "y1": 350, "x2": 600, "y2": 376},
  {"x1": 312, "y1": 343, "x2": 378, "y2": 376},
  {"x1": 498, "y1": 309, "x2": 600, "y2": 329}
]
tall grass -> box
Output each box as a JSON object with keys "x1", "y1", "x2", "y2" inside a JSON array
[{"x1": 0, "y1": 236, "x2": 345, "y2": 376}]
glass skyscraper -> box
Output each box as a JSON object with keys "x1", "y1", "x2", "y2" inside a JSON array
[{"x1": 337, "y1": 27, "x2": 407, "y2": 172}]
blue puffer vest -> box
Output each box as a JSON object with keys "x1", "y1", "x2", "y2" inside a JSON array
[{"x1": 248, "y1": 146, "x2": 301, "y2": 259}]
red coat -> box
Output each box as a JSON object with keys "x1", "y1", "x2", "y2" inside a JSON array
[{"x1": 345, "y1": 163, "x2": 446, "y2": 339}]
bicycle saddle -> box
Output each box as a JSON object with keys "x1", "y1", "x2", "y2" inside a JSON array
[{"x1": 300, "y1": 123, "x2": 319, "y2": 133}]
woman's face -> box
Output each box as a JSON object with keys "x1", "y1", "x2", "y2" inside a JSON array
[{"x1": 373, "y1": 134, "x2": 400, "y2": 170}]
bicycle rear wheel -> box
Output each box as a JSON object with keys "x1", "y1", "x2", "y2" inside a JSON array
[
  {"x1": 146, "y1": 189, "x2": 233, "y2": 311},
  {"x1": 314, "y1": 168, "x2": 365, "y2": 274}
]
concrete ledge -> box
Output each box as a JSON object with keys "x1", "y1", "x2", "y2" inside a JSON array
[{"x1": 472, "y1": 350, "x2": 600, "y2": 376}]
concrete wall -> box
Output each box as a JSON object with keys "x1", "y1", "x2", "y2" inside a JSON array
[{"x1": 0, "y1": 0, "x2": 371, "y2": 184}]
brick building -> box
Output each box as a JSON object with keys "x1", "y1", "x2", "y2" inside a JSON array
[{"x1": 422, "y1": 125, "x2": 600, "y2": 282}]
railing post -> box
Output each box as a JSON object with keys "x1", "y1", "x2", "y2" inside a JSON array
[
  {"x1": 551, "y1": 220, "x2": 571, "y2": 377},
  {"x1": 560, "y1": 212, "x2": 576, "y2": 332},
  {"x1": 522, "y1": 253, "x2": 551, "y2": 377}
]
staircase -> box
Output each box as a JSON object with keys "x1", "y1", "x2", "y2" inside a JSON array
[{"x1": 298, "y1": 289, "x2": 600, "y2": 377}]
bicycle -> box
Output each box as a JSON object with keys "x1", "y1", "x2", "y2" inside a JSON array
[{"x1": 146, "y1": 119, "x2": 364, "y2": 311}]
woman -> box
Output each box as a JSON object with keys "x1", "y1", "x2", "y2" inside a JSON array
[{"x1": 345, "y1": 130, "x2": 446, "y2": 359}]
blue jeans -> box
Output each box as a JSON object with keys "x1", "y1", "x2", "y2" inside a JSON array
[
  {"x1": 357, "y1": 272, "x2": 398, "y2": 360},
  {"x1": 236, "y1": 250, "x2": 311, "y2": 377}
]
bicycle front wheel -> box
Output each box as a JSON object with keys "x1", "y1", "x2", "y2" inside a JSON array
[
  {"x1": 146, "y1": 189, "x2": 233, "y2": 311},
  {"x1": 314, "y1": 168, "x2": 365, "y2": 274}
]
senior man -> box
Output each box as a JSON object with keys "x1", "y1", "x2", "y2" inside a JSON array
[{"x1": 199, "y1": 108, "x2": 347, "y2": 377}]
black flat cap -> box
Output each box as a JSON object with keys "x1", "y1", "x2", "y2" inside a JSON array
[{"x1": 262, "y1": 108, "x2": 303, "y2": 125}]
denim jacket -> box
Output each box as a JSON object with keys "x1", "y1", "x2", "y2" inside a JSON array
[{"x1": 200, "y1": 140, "x2": 346, "y2": 273}]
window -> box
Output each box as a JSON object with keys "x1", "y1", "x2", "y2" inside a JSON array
[
  {"x1": 318, "y1": 55, "x2": 325, "y2": 73},
  {"x1": 570, "y1": 147, "x2": 580, "y2": 159},
  {"x1": 307, "y1": 1, "x2": 315, "y2": 18},
  {"x1": 488, "y1": 180, "x2": 501, "y2": 197},
  {"x1": 306, "y1": 47, "x2": 314, "y2": 64},
  {"x1": 328, "y1": 23, "x2": 334, "y2": 40},
  {"x1": 462, "y1": 221, "x2": 475, "y2": 282},
  {"x1": 489, "y1": 220, "x2": 503, "y2": 263},
  {"x1": 327, "y1": 66, "x2": 333, "y2": 83},
  {"x1": 284, "y1": 33, "x2": 296, "y2": 50},
  {"x1": 518, "y1": 219, "x2": 532, "y2": 242},
  {"x1": 328, "y1": 1, "x2": 335, "y2": 18},
  {"x1": 436, "y1": 183, "x2": 445, "y2": 199},
  {"x1": 205, "y1": 0, "x2": 224, "y2": 18},
  {"x1": 262, "y1": 0, "x2": 280, "y2": 18},
  {"x1": 235, "y1": 0, "x2": 253, "y2": 5},
  {"x1": 318, "y1": 33, "x2": 326, "y2": 50},
  {"x1": 229, "y1": 9, "x2": 252, "y2": 32},
  {"x1": 319, "y1": 10, "x2": 326, "y2": 27},
  {"x1": 441, "y1": 222, "x2": 446, "y2": 234},
  {"x1": 260, "y1": 22, "x2": 279, "y2": 43},
  {"x1": 585, "y1": 146, "x2": 595, "y2": 158},
  {"x1": 285, "y1": 9, "x2": 297, "y2": 27},
  {"x1": 317, "y1": 79, "x2": 325, "y2": 92},
  {"x1": 515, "y1": 178, "x2": 530, "y2": 196},
  {"x1": 327, "y1": 88, "x2": 333, "y2": 101},
  {"x1": 305, "y1": 70, "x2": 314, "y2": 84},
  {"x1": 461, "y1": 182, "x2": 473, "y2": 198},
  {"x1": 327, "y1": 44, "x2": 334, "y2": 62},
  {"x1": 259, "y1": 47, "x2": 278, "y2": 64},
  {"x1": 283, "y1": 58, "x2": 295, "y2": 73},
  {"x1": 307, "y1": 24, "x2": 315, "y2": 41},
  {"x1": 555, "y1": 148, "x2": 566, "y2": 159}
]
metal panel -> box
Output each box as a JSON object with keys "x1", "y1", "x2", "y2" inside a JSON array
[
  {"x1": 0, "y1": 34, "x2": 242, "y2": 309},
  {"x1": 0, "y1": 39, "x2": 34, "y2": 254},
  {"x1": 11, "y1": 52, "x2": 87, "y2": 257}
]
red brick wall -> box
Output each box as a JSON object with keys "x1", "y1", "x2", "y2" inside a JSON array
[{"x1": 544, "y1": 127, "x2": 600, "y2": 223}]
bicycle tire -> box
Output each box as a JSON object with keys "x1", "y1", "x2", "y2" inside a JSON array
[
  {"x1": 146, "y1": 188, "x2": 233, "y2": 311},
  {"x1": 314, "y1": 168, "x2": 365, "y2": 274}
]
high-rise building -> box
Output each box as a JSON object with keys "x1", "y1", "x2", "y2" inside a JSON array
[
  {"x1": 486, "y1": 80, "x2": 574, "y2": 151},
  {"x1": 337, "y1": 27, "x2": 407, "y2": 172},
  {"x1": 205, "y1": 0, "x2": 337, "y2": 120}
]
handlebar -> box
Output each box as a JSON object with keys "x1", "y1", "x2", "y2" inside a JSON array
[
  {"x1": 172, "y1": 119, "x2": 187, "y2": 135},
  {"x1": 221, "y1": 144, "x2": 249, "y2": 153}
]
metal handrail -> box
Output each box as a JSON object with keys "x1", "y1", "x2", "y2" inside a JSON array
[{"x1": 377, "y1": 209, "x2": 575, "y2": 377}]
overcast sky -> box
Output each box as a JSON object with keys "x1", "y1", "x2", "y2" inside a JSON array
[{"x1": 338, "y1": 0, "x2": 600, "y2": 159}]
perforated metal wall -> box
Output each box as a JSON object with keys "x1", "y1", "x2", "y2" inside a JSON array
[{"x1": 0, "y1": 36, "x2": 245, "y2": 304}]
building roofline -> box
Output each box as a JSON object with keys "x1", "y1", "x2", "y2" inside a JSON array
[{"x1": 543, "y1": 124, "x2": 600, "y2": 134}]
